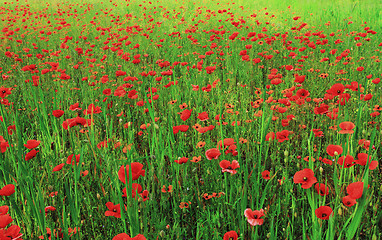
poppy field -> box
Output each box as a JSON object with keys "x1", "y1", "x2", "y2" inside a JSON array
[{"x1": 1, "y1": 0, "x2": 382, "y2": 239}]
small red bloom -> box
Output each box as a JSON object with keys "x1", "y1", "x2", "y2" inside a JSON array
[
  {"x1": 338, "y1": 121, "x2": 355, "y2": 134},
  {"x1": 276, "y1": 130, "x2": 290, "y2": 143},
  {"x1": 261, "y1": 170, "x2": 271, "y2": 180},
  {"x1": 342, "y1": 195, "x2": 357, "y2": 207},
  {"x1": 315, "y1": 183, "x2": 329, "y2": 196},
  {"x1": 223, "y1": 231, "x2": 238, "y2": 240},
  {"x1": 219, "y1": 160, "x2": 240, "y2": 174},
  {"x1": 347, "y1": 182, "x2": 367, "y2": 199},
  {"x1": 315, "y1": 206, "x2": 333, "y2": 220},
  {"x1": 113, "y1": 233, "x2": 146, "y2": 240},
  {"x1": 326, "y1": 145, "x2": 343, "y2": 156},
  {"x1": 293, "y1": 168, "x2": 317, "y2": 189},
  {"x1": 24, "y1": 139, "x2": 41, "y2": 149},
  {"x1": 0, "y1": 184, "x2": 15, "y2": 196},
  {"x1": 174, "y1": 157, "x2": 188, "y2": 164},
  {"x1": 52, "y1": 110, "x2": 64, "y2": 118},
  {"x1": 118, "y1": 162, "x2": 145, "y2": 184},
  {"x1": 105, "y1": 202, "x2": 121, "y2": 218},
  {"x1": 205, "y1": 148, "x2": 221, "y2": 160},
  {"x1": 244, "y1": 208, "x2": 265, "y2": 226},
  {"x1": 25, "y1": 149, "x2": 39, "y2": 161}
]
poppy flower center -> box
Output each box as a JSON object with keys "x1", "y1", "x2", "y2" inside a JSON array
[
  {"x1": 254, "y1": 214, "x2": 258, "y2": 219},
  {"x1": 303, "y1": 177, "x2": 308, "y2": 181},
  {"x1": 337, "y1": 90, "x2": 341, "y2": 94},
  {"x1": 322, "y1": 213, "x2": 327, "y2": 217},
  {"x1": 113, "y1": 209, "x2": 117, "y2": 212},
  {"x1": 1, "y1": 90, "x2": 5, "y2": 94},
  {"x1": 227, "y1": 166, "x2": 233, "y2": 170}
]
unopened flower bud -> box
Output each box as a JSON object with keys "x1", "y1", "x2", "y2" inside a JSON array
[
  {"x1": 319, "y1": 167, "x2": 323, "y2": 174},
  {"x1": 338, "y1": 208, "x2": 342, "y2": 216},
  {"x1": 159, "y1": 230, "x2": 165, "y2": 238},
  {"x1": 284, "y1": 150, "x2": 289, "y2": 156}
]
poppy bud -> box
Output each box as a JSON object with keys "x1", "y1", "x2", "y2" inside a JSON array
[
  {"x1": 284, "y1": 150, "x2": 289, "y2": 156},
  {"x1": 372, "y1": 234, "x2": 378, "y2": 240},
  {"x1": 284, "y1": 158, "x2": 288, "y2": 163},
  {"x1": 166, "y1": 224, "x2": 170, "y2": 229},
  {"x1": 294, "y1": 212, "x2": 297, "y2": 218},
  {"x1": 154, "y1": 124, "x2": 159, "y2": 129},
  {"x1": 267, "y1": 233, "x2": 271, "y2": 238},
  {"x1": 97, "y1": 193, "x2": 101, "y2": 199},
  {"x1": 338, "y1": 208, "x2": 342, "y2": 216},
  {"x1": 319, "y1": 167, "x2": 323, "y2": 174},
  {"x1": 159, "y1": 230, "x2": 165, "y2": 237},
  {"x1": 296, "y1": 163, "x2": 300, "y2": 168},
  {"x1": 48, "y1": 185, "x2": 53, "y2": 191},
  {"x1": 207, "y1": 170, "x2": 211, "y2": 175}
]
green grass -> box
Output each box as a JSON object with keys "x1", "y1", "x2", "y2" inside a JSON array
[{"x1": 0, "y1": 0, "x2": 381, "y2": 239}]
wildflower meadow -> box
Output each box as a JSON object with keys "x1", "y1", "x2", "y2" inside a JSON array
[{"x1": 0, "y1": 0, "x2": 382, "y2": 239}]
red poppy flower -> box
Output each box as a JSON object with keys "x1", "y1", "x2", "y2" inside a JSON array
[
  {"x1": 118, "y1": 162, "x2": 145, "y2": 184},
  {"x1": 66, "y1": 154, "x2": 81, "y2": 165},
  {"x1": 7, "y1": 125, "x2": 15, "y2": 136},
  {"x1": 326, "y1": 83, "x2": 345, "y2": 96},
  {"x1": 53, "y1": 163, "x2": 65, "y2": 172},
  {"x1": 0, "y1": 184, "x2": 15, "y2": 196},
  {"x1": 179, "y1": 109, "x2": 192, "y2": 121},
  {"x1": 25, "y1": 149, "x2": 39, "y2": 161},
  {"x1": 276, "y1": 130, "x2": 290, "y2": 143},
  {"x1": 0, "y1": 224, "x2": 22, "y2": 239},
  {"x1": 326, "y1": 145, "x2": 343, "y2": 156},
  {"x1": 262, "y1": 170, "x2": 270, "y2": 180},
  {"x1": 315, "y1": 206, "x2": 333, "y2": 220},
  {"x1": 296, "y1": 89, "x2": 310, "y2": 99},
  {"x1": 244, "y1": 208, "x2": 265, "y2": 226},
  {"x1": 0, "y1": 136, "x2": 9, "y2": 153},
  {"x1": 342, "y1": 195, "x2": 357, "y2": 207},
  {"x1": 223, "y1": 231, "x2": 238, "y2": 240},
  {"x1": 217, "y1": 138, "x2": 236, "y2": 150},
  {"x1": 347, "y1": 182, "x2": 367, "y2": 199},
  {"x1": 265, "y1": 132, "x2": 275, "y2": 141},
  {"x1": 52, "y1": 110, "x2": 64, "y2": 118},
  {"x1": 293, "y1": 168, "x2": 317, "y2": 189},
  {"x1": 24, "y1": 139, "x2": 41, "y2": 149},
  {"x1": 315, "y1": 183, "x2": 329, "y2": 196},
  {"x1": 104, "y1": 202, "x2": 121, "y2": 218},
  {"x1": 174, "y1": 157, "x2": 188, "y2": 164},
  {"x1": 197, "y1": 112, "x2": 209, "y2": 121},
  {"x1": 337, "y1": 155, "x2": 355, "y2": 168},
  {"x1": 0, "y1": 214, "x2": 13, "y2": 228},
  {"x1": 355, "y1": 153, "x2": 378, "y2": 170},
  {"x1": 338, "y1": 121, "x2": 355, "y2": 134},
  {"x1": 219, "y1": 160, "x2": 240, "y2": 174},
  {"x1": 113, "y1": 233, "x2": 146, "y2": 240},
  {"x1": 0, "y1": 205, "x2": 9, "y2": 215},
  {"x1": 205, "y1": 148, "x2": 221, "y2": 160}
]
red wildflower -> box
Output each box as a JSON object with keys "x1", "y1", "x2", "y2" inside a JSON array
[
  {"x1": 315, "y1": 206, "x2": 333, "y2": 220},
  {"x1": 113, "y1": 233, "x2": 146, "y2": 240},
  {"x1": 293, "y1": 168, "x2": 317, "y2": 189},
  {"x1": 276, "y1": 130, "x2": 290, "y2": 143},
  {"x1": 0, "y1": 214, "x2": 13, "y2": 228},
  {"x1": 197, "y1": 112, "x2": 209, "y2": 121},
  {"x1": 326, "y1": 145, "x2": 343, "y2": 156},
  {"x1": 25, "y1": 149, "x2": 39, "y2": 161},
  {"x1": 104, "y1": 202, "x2": 121, "y2": 218},
  {"x1": 118, "y1": 162, "x2": 145, "y2": 184},
  {"x1": 52, "y1": 110, "x2": 64, "y2": 118},
  {"x1": 174, "y1": 157, "x2": 188, "y2": 164},
  {"x1": 219, "y1": 160, "x2": 240, "y2": 174},
  {"x1": 244, "y1": 208, "x2": 265, "y2": 226},
  {"x1": 0, "y1": 184, "x2": 15, "y2": 196},
  {"x1": 179, "y1": 109, "x2": 192, "y2": 121},
  {"x1": 342, "y1": 195, "x2": 357, "y2": 207},
  {"x1": 205, "y1": 148, "x2": 221, "y2": 160},
  {"x1": 347, "y1": 182, "x2": 367, "y2": 199},
  {"x1": 24, "y1": 140, "x2": 40, "y2": 149},
  {"x1": 315, "y1": 183, "x2": 329, "y2": 196},
  {"x1": 337, "y1": 155, "x2": 355, "y2": 168},
  {"x1": 338, "y1": 121, "x2": 355, "y2": 134},
  {"x1": 262, "y1": 170, "x2": 271, "y2": 180},
  {"x1": 0, "y1": 136, "x2": 9, "y2": 153},
  {"x1": 53, "y1": 163, "x2": 65, "y2": 172},
  {"x1": 223, "y1": 231, "x2": 238, "y2": 240},
  {"x1": 326, "y1": 83, "x2": 345, "y2": 96},
  {"x1": 356, "y1": 153, "x2": 378, "y2": 170}
]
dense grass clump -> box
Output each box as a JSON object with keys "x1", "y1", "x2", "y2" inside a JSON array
[{"x1": 0, "y1": 0, "x2": 381, "y2": 239}]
